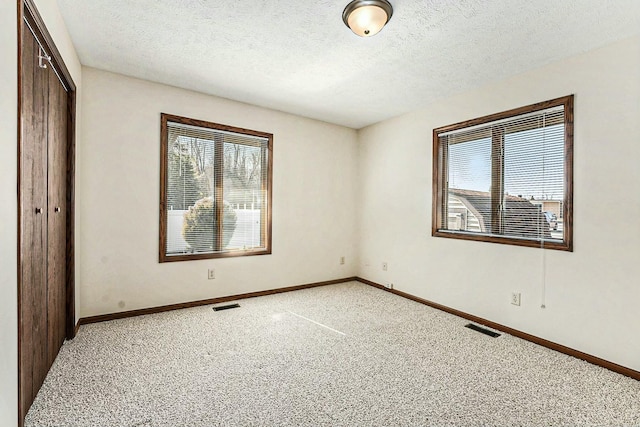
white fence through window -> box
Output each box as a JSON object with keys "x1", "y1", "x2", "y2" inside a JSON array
[{"x1": 167, "y1": 207, "x2": 261, "y2": 254}]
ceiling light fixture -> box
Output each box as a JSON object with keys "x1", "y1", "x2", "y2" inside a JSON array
[{"x1": 342, "y1": 0, "x2": 393, "y2": 37}]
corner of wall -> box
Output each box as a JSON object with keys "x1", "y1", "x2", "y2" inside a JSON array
[{"x1": 0, "y1": 1, "x2": 18, "y2": 425}]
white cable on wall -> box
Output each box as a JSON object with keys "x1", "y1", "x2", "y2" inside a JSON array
[{"x1": 540, "y1": 114, "x2": 547, "y2": 309}]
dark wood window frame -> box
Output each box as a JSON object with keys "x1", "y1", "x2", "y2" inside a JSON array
[
  {"x1": 432, "y1": 95, "x2": 574, "y2": 251},
  {"x1": 159, "y1": 114, "x2": 273, "y2": 262}
]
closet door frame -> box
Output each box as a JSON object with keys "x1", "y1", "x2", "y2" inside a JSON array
[{"x1": 16, "y1": 0, "x2": 76, "y2": 425}]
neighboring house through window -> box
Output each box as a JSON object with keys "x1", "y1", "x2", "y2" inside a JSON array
[
  {"x1": 432, "y1": 95, "x2": 573, "y2": 251},
  {"x1": 159, "y1": 114, "x2": 273, "y2": 262}
]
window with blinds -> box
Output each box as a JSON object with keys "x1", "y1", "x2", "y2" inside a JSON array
[
  {"x1": 432, "y1": 95, "x2": 573, "y2": 251},
  {"x1": 159, "y1": 114, "x2": 273, "y2": 262}
]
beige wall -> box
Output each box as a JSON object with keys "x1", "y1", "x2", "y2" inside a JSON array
[
  {"x1": 0, "y1": 1, "x2": 19, "y2": 423},
  {"x1": 357, "y1": 36, "x2": 640, "y2": 371},
  {"x1": 78, "y1": 67, "x2": 359, "y2": 317}
]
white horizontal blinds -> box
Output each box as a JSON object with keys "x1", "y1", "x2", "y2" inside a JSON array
[
  {"x1": 165, "y1": 122, "x2": 217, "y2": 255},
  {"x1": 503, "y1": 108, "x2": 564, "y2": 242},
  {"x1": 222, "y1": 136, "x2": 268, "y2": 251},
  {"x1": 165, "y1": 121, "x2": 268, "y2": 256},
  {"x1": 438, "y1": 105, "x2": 565, "y2": 243}
]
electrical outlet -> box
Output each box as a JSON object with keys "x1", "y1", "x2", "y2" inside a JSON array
[
  {"x1": 382, "y1": 262, "x2": 388, "y2": 271},
  {"x1": 511, "y1": 292, "x2": 521, "y2": 306},
  {"x1": 208, "y1": 269, "x2": 216, "y2": 280},
  {"x1": 340, "y1": 256, "x2": 345, "y2": 265},
  {"x1": 385, "y1": 282, "x2": 394, "y2": 290}
]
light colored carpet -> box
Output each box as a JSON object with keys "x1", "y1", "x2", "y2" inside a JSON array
[{"x1": 26, "y1": 281, "x2": 640, "y2": 426}]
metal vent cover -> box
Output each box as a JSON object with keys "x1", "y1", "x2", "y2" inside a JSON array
[
  {"x1": 465, "y1": 323, "x2": 501, "y2": 338},
  {"x1": 212, "y1": 303, "x2": 240, "y2": 312}
]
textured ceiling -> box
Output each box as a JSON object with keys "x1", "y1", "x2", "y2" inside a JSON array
[{"x1": 57, "y1": 0, "x2": 640, "y2": 129}]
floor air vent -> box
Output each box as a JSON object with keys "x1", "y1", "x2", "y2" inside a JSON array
[
  {"x1": 213, "y1": 303, "x2": 240, "y2": 312},
  {"x1": 465, "y1": 323, "x2": 501, "y2": 338}
]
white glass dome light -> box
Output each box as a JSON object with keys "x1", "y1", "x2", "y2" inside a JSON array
[{"x1": 342, "y1": 0, "x2": 393, "y2": 37}]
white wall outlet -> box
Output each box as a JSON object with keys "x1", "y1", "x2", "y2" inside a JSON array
[
  {"x1": 511, "y1": 292, "x2": 521, "y2": 306},
  {"x1": 385, "y1": 282, "x2": 394, "y2": 290},
  {"x1": 208, "y1": 269, "x2": 216, "y2": 280},
  {"x1": 382, "y1": 262, "x2": 388, "y2": 271},
  {"x1": 340, "y1": 256, "x2": 345, "y2": 265}
]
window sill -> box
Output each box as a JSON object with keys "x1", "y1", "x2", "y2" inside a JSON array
[
  {"x1": 432, "y1": 229, "x2": 572, "y2": 252},
  {"x1": 160, "y1": 248, "x2": 272, "y2": 263}
]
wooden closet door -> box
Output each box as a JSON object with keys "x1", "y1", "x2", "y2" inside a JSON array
[
  {"x1": 46, "y1": 64, "x2": 68, "y2": 367},
  {"x1": 20, "y1": 24, "x2": 50, "y2": 407}
]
